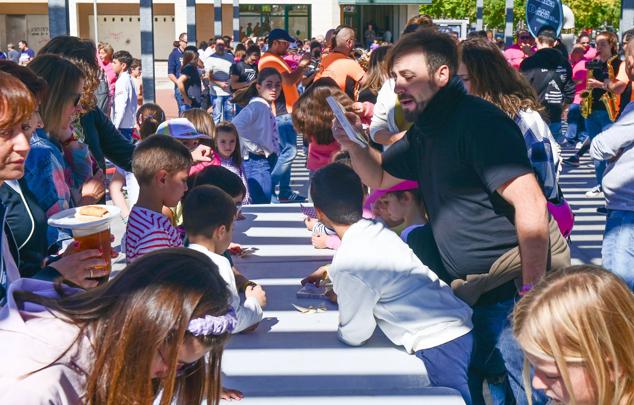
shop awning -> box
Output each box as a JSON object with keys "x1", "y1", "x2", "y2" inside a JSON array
[{"x1": 339, "y1": 0, "x2": 431, "y2": 4}]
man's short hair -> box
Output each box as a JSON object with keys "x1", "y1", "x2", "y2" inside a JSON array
[
  {"x1": 537, "y1": 27, "x2": 557, "y2": 47},
  {"x1": 623, "y1": 28, "x2": 634, "y2": 44},
  {"x1": 132, "y1": 135, "x2": 193, "y2": 185},
  {"x1": 19, "y1": 40, "x2": 27, "y2": 47},
  {"x1": 112, "y1": 50, "x2": 133, "y2": 70},
  {"x1": 182, "y1": 185, "x2": 237, "y2": 237},
  {"x1": 7, "y1": 43, "x2": 15, "y2": 50},
  {"x1": 245, "y1": 45, "x2": 261, "y2": 57},
  {"x1": 386, "y1": 29, "x2": 458, "y2": 77},
  {"x1": 188, "y1": 165, "x2": 246, "y2": 199},
  {"x1": 310, "y1": 163, "x2": 364, "y2": 226}
]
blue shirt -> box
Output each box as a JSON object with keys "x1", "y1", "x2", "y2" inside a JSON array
[{"x1": 168, "y1": 47, "x2": 184, "y2": 84}]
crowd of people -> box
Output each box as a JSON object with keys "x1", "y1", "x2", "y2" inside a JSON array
[{"x1": 0, "y1": 12, "x2": 633, "y2": 405}]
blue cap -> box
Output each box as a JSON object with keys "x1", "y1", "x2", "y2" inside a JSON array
[{"x1": 268, "y1": 28, "x2": 294, "y2": 43}]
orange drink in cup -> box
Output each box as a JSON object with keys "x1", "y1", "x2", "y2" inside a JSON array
[{"x1": 72, "y1": 222, "x2": 113, "y2": 284}]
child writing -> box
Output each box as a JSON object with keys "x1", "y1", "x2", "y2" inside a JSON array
[
  {"x1": 214, "y1": 121, "x2": 250, "y2": 204},
  {"x1": 109, "y1": 103, "x2": 165, "y2": 221},
  {"x1": 124, "y1": 135, "x2": 192, "y2": 262},
  {"x1": 111, "y1": 50, "x2": 137, "y2": 141},
  {"x1": 302, "y1": 163, "x2": 474, "y2": 404},
  {"x1": 231, "y1": 68, "x2": 281, "y2": 204},
  {"x1": 183, "y1": 185, "x2": 266, "y2": 333}
]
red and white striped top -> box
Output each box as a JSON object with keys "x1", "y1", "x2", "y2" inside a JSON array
[{"x1": 124, "y1": 206, "x2": 183, "y2": 262}]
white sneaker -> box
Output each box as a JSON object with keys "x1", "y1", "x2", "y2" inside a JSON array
[{"x1": 584, "y1": 186, "x2": 604, "y2": 198}]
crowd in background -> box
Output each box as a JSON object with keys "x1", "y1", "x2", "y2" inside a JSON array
[{"x1": 0, "y1": 12, "x2": 633, "y2": 405}]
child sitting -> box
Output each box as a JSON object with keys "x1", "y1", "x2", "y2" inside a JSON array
[
  {"x1": 366, "y1": 181, "x2": 450, "y2": 284},
  {"x1": 124, "y1": 135, "x2": 192, "y2": 262},
  {"x1": 214, "y1": 122, "x2": 250, "y2": 204},
  {"x1": 183, "y1": 185, "x2": 266, "y2": 333},
  {"x1": 302, "y1": 163, "x2": 474, "y2": 404},
  {"x1": 109, "y1": 103, "x2": 165, "y2": 221}
]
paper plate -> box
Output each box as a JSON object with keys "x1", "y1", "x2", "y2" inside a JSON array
[{"x1": 47, "y1": 205, "x2": 121, "y2": 230}]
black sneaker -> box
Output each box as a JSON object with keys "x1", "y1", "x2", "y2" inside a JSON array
[
  {"x1": 596, "y1": 206, "x2": 608, "y2": 214},
  {"x1": 563, "y1": 156, "x2": 580, "y2": 167},
  {"x1": 278, "y1": 192, "x2": 307, "y2": 203}
]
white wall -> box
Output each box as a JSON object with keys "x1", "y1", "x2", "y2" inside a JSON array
[
  {"x1": 311, "y1": 0, "x2": 339, "y2": 39},
  {"x1": 88, "y1": 14, "x2": 175, "y2": 58}
]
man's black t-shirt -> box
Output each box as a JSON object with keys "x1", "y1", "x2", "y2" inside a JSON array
[
  {"x1": 230, "y1": 61, "x2": 258, "y2": 89},
  {"x1": 382, "y1": 78, "x2": 533, "y2": 280}
]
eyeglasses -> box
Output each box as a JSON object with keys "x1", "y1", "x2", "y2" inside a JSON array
[
  {"x1": 72, "y1": 93, "x2": 82, "y2": 107},
  {"x1": 519, "y1": 35, "x2": 532, "y2": 40}
]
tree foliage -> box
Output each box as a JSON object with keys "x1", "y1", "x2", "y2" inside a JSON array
[{"x1": 420, "y1": 0, "x2": 621, "y2": 31}]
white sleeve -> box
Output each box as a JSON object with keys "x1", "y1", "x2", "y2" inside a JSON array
[
  {"x1": 112, "y1": 79, "x2": 125, "y2": 128},
  {"x1": 333, "y1": 271, "x2": 379, "y2": 346},
  {"x1": 232, "y1": 105, "x2": 257, "y2": 142},
  {"x1": 234, "y1": 296, "x2": 263, "y2": 333},
  {"x1": 370, "y1": 80, "x2": 395, "y2": 142}
]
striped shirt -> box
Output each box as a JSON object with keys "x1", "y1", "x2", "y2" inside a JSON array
[{"x1": 124, "y1": 206, "x2": 183, "y2": 262}]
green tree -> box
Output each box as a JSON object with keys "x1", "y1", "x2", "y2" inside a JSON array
[{"x1": 420, "y1": 0, "x2": 621, "y2": 31}]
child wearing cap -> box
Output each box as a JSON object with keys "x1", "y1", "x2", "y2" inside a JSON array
[
  {"x1": 156, "y1": 118, "x2": 221, "y2": 176},
  {"x1": 371, "y1": 181, "x2": 450, "y2": 284},
  {"x1": 302, "y1": 163, "x2": 473, "y2": 404},
  {"x1": 123, "y1": 135, "x2": 193, "y2": 262}
]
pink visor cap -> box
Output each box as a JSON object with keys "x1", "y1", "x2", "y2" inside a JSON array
[{"x1": 365, "y1": 180, "x2": 419, "y2": 207}]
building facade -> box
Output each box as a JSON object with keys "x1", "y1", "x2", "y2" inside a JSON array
[{"x1": 0, "y1": 0, "x2": 425, "y2": 58}]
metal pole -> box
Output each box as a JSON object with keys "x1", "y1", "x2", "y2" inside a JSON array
[
  {"x1": 233, "y1": 0, "x2": 240, "y2": 43},
  {"x1": 93, "y1": 0, "x2": 99, "y2": 43},
  {"x1": 476, "y1": 0, "x2": 484, "y2": 31},
  {"x1": 622, "y1": 0, "x2": 634, "y2": 35},
  {"x1": 504, "y1": 0, "x2": 514, "y2": 47},
  {"x1": 214, "y1": 0, "x2": 222, "y2": 37},
  {"x1": 48, "y1": 0, "x2": 70, "y2": 37},
  {"x1": 186, "y1": 0, "x2": 196, "y2": 45},
  {"x1": 140, "y1": 0, "x2": 156, "y2": 103}
]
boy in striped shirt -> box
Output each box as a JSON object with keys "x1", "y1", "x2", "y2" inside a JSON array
[{"x1": 124, "y1": 135, "x2": 193, "y2": 262}]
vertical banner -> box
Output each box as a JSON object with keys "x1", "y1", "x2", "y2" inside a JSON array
[
  {"x1": 140, "y1": 0, "x2": 156, "y2": 103},
  {"x1": 476, "y1": 0, "x2": 484, "y2": 31},
  {"x1": 233, "y1": 0, "x2": 240, "y2": 43},
  {"x1": 187, "y1": 0, "x2": 196, "y2": 45},
  {"x1": 49, "y1": 0, "x2": 70, "y2": 37},
  {"x1": 504, "y1": 0, "x2": 514, "y2": 47},
  {"x1": 214, "y1": 0, "x2": 222, "y2": 37}
]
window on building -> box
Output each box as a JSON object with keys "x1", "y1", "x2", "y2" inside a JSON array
[{"x1": 239, "y1": 4, "x2": 310, "y2": 40}]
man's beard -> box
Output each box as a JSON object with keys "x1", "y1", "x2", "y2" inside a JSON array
[{"x1": 402, "y1": 102, "x2": 425, "y2": 122}]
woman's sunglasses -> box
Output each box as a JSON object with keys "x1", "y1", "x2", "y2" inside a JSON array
[{"x1": 72, "y1": 93, "x2": 82, "y2": 107}]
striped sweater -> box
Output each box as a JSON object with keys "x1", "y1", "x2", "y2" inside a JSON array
[{"x1": 124, "y1": 205, "x2": 183, "y2": 262}]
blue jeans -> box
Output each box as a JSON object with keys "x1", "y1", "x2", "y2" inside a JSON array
[
  {"x1": 243, "y1": 153, "x2": 277, "y2": 204},
  {"x1": 416, "y1": 332, "x2": 473, "y2": 404},
  {"x1": 548, "y1": 121, "x2": 563, "y2": 144},
  {"x1": 271, "y1": 114, "x2": 298, "y2": 198},
  {"x1": 602, "y1": 209, "x2": 634, "y2": 290},
  {"x1": 210, "y1": 94, "x2": 234, "y2": 124},
  {"x1": 586, "y1": 110, "x2": 613, "y2": 186},
  {"x1": 565, "y1": 103, "x2": 587, "y2": 143},
  {"x1": 174, "y1": 87, "x2": 187, "y2": 115},
  {"x1": 469, "y1": 295, "x2": 548, "y2": 405}
]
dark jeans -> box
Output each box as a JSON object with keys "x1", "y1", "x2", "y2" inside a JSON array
[
  {"x1": 469, "y1": 285, "x2": 548, "y2": 405},
  {"x1": 243, "y1": 153, "x2": 277, "y2": 204},
  {"x1": 174, "y1": 87, "x2": 187, "y2": 116},
  {"x1": 565, "y1": 103, "x2": 587, "y2": 143}
]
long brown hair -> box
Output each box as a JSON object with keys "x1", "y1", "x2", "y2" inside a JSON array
[
  {"x1": 459, "y1": 39, "x2": 544, "y2": 118},
  {"x1": 360, "y1": 45, "x2": 391, "y2": 97},
  {"x1": 136, "y1": 103, "x2": 166, "y2": 140},
  {"x1": 15, "y1": 248, "x2": 232, "y2": 405},
  {"x1": 214, "y1": 121, "x2": 243, "y2": 166},
  {"x1": 293, "y1": 77, "x2": 353, "y2": 145},
  {"x1": 0, "y1": 60, "x2": 47, "y2": 103},
  {"x1": 0, "y1": 71, "x2": 36, "y2": 130},
  {"x1": 231, "y1": 67, "x2": 281, "y2": 107},
  {"x1": 28, "y1": 54, "x2": 84, "y2": 138},
  {"x1": 39, "y1": 36, "x2": 101, "y2": 114}
]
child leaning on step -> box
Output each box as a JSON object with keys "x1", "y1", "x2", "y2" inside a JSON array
[{"x1": 302, "y1": 163, "x2": 474, "y2": 404}]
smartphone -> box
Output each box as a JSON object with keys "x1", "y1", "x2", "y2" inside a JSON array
[{"x1": 326, "y1": 96, "x2": 368, "y2": 148}]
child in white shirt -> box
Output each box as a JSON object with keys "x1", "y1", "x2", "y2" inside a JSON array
[
  {"x1": 111, "y1": 50, "x2": 137, "y2": 141},
  {"x1": 302, "y1": 163, "x2": 474, "y2": 404},
  {"x1": 183, "y1": 184, "x2": 266, "y2": 333}
]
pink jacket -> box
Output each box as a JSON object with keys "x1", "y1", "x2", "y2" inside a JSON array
[{"x1": 0, "y1": 278, "x2": 92, "y2": 404}]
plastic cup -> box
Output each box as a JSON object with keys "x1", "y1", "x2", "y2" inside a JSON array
[{"x1": 72, "y1": 222, "x2": 112, "y2": 284}]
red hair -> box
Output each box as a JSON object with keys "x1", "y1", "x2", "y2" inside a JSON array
[{"x1": 0, "y1": 71, "x2": 36, "y2": 130}]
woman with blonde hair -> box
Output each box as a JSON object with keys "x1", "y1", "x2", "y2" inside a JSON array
[{"x1": 513, "y1": 265, "x2": 634, "y2": 405}]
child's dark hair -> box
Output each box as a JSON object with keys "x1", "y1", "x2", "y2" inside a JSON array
[
  {"x1": 112, "y1": 50, "x2": 133, "y2": 72},
  {"x1": 310, "y1": 163, "x2": 364, "y2": 225},
  {"x1": 130, "y1": 58, "x2": 142, "y2": 70},
  {"x1": 183, "y1": 185, "x2": 237, "y2": 238},
  {"x1": 132, "y1": 135, "x2": 193, "y2": 185},
  {"x1": 188, "y1": 165, "x2": 246, "y2": 200},
  {"x1": 232, "y1": 67, "x2": 281, "y2": 107},
  {"x1": 214, "y1": 121, "x2": 243, "y2": 166},
  {"x1": 181, "y1": 49, "x2": 198, "y2": 72},
  {"x1": 136, "y1": 103, "x2": 165, "y2": 140}
]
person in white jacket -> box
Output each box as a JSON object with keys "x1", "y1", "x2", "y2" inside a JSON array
[
  {"x1": 302, "y1": 163, "x2": 474, "y2": 404},
  {"x1": 111, "y1": 50, "x2": 137, "y2": 141},
  {"x1": 183, "y1": 184, "x2": 266, "y2": 333}
]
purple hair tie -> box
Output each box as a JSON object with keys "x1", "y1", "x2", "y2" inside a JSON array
[{"x1": 187, "y1": 308, "x2": 237, "y2": 336}]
